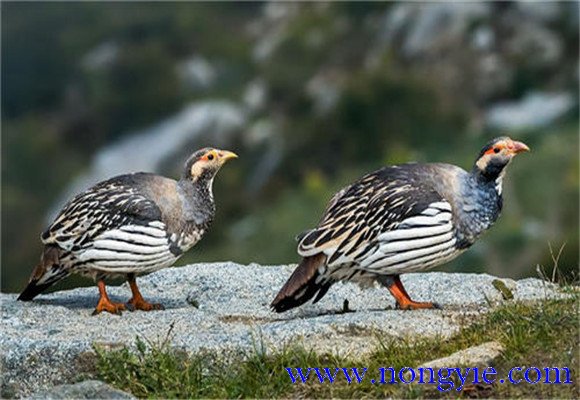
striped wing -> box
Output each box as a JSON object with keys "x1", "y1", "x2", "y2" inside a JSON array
[
  {"x1": 43, "y1": 178, "x2": 176, "y2": 273},
  {"x1": 298, "y1": 166, "x2": 458, "y2": 273}
]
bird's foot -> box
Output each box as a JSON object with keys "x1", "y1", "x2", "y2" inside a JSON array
[
  {"x1": 92, "y1": 299, "x2": 126, "y2": 315},
  {"x1": 128, "y1": 297, "x2": 165, "y2": 312},
  {"x1": 384, "y1": 275, "x2": 442, "y2": 311},
  {"x1": 395, "y1": 300, "x2": 441, "y2": 310}
]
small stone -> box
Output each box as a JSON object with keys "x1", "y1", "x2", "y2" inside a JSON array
[
  {"x1": 492, "y1": 279, "x2": 514, "y2": 300},
  {"x1": 342, "y1": 299, "x2": 351, "y2": 313},
  {"x1": 416, "y1": 341, "x2": 505, "y2": 370},
  {"x1": 187, "y1": 295, "x2": 200, "y2": 308}
]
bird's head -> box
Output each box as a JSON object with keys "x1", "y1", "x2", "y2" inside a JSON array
[
  {"x1": 473, "y1": 136, "x2": 529, "y2": 181},
  {"x1": 182, "y1": 148, "x2": 238, "y2": 183}
]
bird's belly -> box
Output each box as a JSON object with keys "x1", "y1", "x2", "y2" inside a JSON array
[
  {"x1": 364, "y1": 246, "x2": 462, "y2": 275},
  {"x1": 323, "y1": 247, "x2": 463, "y2": 286},
  {"x1": 84, "y1": 256, "x2": 178, "y2": 274},
  {"x1": 325, "y1": 265, "x2": 378, "y2": 288},
  {"x1": 74, "y1": 255, "x2": 178, "y2": 275}
]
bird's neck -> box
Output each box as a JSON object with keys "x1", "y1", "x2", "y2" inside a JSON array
[
  {"x1": 453, "y1": 168, "x2": 504, "y2": 248},
  {"x1": 178, "y1": 178, "x2": 216, "y2": 226},
  {"x1": 471, "y1": 163, "x2": 506, "y2": 196}
]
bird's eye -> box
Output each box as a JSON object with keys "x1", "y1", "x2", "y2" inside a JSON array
[
  {"x1": 493, "y1": 147, "x2": 500, "y2": 154},
  {"x1": 207, "y1": 154, "x2": 214, "y2": 161}
]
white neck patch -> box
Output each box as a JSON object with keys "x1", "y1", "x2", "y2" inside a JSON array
[
  {"x1": 495, "y1": 169, "x2": 506, "y2": 195},
  {"x1": 206, "y1": 177, "x2": 215, "y2": 200},
  {"x1": 495, "y1": 176, "x2": 503, "y2": 195}
]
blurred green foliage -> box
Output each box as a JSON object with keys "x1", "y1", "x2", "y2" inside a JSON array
[{"x1": 2, "y1": 2, "x2": 578, "y2": 293}]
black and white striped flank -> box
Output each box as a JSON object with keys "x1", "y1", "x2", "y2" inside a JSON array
[
  {"x1": 75, "y1": 222, "x2": 176, "y2": 273},
  {"x1": 360, "y1": 201, "x2": 460, "y2": 274},
  {"x1": 42, "y1": 176, "x2": 177, "y2": 275},
  {"x1": 297, "y1": 165, "x2": 462, "y2": 281}
]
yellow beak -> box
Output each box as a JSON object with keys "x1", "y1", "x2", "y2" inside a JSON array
[{"x1": 218, "y1": 150, "x2": 238, "y2": 163}]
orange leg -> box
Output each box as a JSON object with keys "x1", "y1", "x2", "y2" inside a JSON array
[
  {"x1": 386, "y1": 275, "x2": 441, "y2": 310},
  {"x1": 92, "y1": 280, "x2": 126, "y2": 315},
  {"x1": 127, "y1": 273, "x2": 164, "y2": 311}
]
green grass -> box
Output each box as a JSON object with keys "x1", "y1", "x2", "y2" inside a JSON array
[{"x1": 95, "y1": 295, "x2": 579, "y2": 399}]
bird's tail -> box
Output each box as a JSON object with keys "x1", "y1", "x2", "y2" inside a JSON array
[
  {"x1": 271, "y1": 253, "x2": 332, "y2": 313},
  {"x1": 17, "y1": 245, "x2": 68, "y2": 301}
]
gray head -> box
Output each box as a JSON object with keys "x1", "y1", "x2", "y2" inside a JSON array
[
  {"x1": 181, "y1": 148, "x2": 238, "y2": 183},
  {"x1": 473, "y1": 136, "x2": 529, "y2": 181}
]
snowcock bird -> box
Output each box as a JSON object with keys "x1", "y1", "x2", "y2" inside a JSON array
[
  {"x1": 271, "y1": 137, "x2": 529, "y2": 312},
  {"x1": 18, "y1": 148, "x2": 237, "y2": 315}
]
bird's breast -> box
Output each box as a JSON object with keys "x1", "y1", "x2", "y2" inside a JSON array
[
  {"x1": 453, "y1": 183, "x2": 502, "y2": 247},
  {"x1": 169, "y1": 224, "x2": 206, "y2": 254}
]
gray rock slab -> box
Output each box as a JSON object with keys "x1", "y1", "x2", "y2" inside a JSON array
[
  {"x1": 28, "y1": 380, "x2": 135, "y2": 399},
  {"x1": 0, "y1": 262, "x2": 564, "y2": 397}
]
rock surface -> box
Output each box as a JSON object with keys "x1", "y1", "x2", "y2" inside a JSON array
[
  {"x1": 29, "y1": 380, "x2": 135, "y2": 400},
  {"x1": 0, "y1": 262, "x2": 564, "y2": 397}
]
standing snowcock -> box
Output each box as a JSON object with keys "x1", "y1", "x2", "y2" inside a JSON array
[
  {"x1": 18, "y1": 148, "x2": 237, "y2": 315},
  {"x1": 271, "y1": 137, "x2": 529, "y2": 312}
]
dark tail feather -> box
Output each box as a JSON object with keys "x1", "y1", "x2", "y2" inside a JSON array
[
  {"x1": 17, "y1": 245, "x2": 64, "y2": 301},
  {"x1": 17, "y1": 280, "x2": 56, "y2": 301},
  {"x1": 271, "y1": 254, "x2": 332, "y2": 313},
  {"x1": 312, "y1": 281, "x2": 333, "y2": 304}
]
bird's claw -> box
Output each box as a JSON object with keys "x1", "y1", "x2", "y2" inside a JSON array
[
  {"x1": 395, "y1": 301, "x2": 441, "y2": 310},
  {"x1": 128, "y1": 297, "x2": 165, "y2": 311},
  {"x1": 91, "y1": 301, "x2": 126, "y2": 316}
]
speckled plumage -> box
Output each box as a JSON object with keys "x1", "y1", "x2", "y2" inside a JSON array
[
  {"x1": 18, "y1": 148, "x2": 237, "y2": 314},
  {"x1": 272, "y1": 137, "x2": 529, "y2": 312}
]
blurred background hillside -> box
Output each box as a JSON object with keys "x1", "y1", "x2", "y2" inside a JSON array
[{"x1": 2, "y1": 2, "x2": 578, "y2": 293}]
